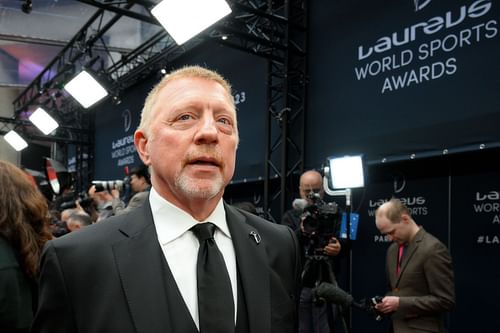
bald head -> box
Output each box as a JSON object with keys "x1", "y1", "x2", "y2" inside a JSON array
[
  {"x1": 375, "y1": 198, "x2": 418, "y2": 244},
  {"x1": 376, "y1": 198, "x2": 412, "y2": 223},
  {"x1": 299, "y1": 170, "x2": 324, "y2": 201}
]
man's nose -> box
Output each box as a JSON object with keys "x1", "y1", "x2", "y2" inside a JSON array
[{"x1": 194, "y1": 116, "x2": 218, "y2": 143}]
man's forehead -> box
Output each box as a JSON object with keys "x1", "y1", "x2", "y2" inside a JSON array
[
  {"x1": 301, "y1": 177, "x2": 322, "y2": 188},
  {"x1": 167, "y1": 76, "x2": 231, "y2": 96},
  {"x1": 376, "y1": 218, "x2": 394, "y2": 233},
  {"x1": 301, "y1": 182, "x2": 321, "y2": 188}
]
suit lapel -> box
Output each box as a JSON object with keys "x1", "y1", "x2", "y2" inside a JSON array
[
  {"x1": 387, "y1": 243, "x2": 398, "y2": 286},
  {"x1": 396, "y1": 228, "x2": 425, "y2": 286},
  {"x1": 112, "y1": 203, "x2": 173, "y2": 333},
  {"x1": 225, "y1": 204, "x2": 271, "y2": 333}
]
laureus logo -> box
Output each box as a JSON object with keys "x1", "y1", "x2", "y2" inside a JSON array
[
  {"x1": 122, "y1": 109, "x2": 132, "y2": 132},
  {"x1": 393, "y1": 174, "x2": 406, "y2": 194},
  {"x1": 414, "y1": 0, "x2": 432, "y2": 11}
]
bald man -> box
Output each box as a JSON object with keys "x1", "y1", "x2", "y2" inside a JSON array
[
  {"x1": 374, "y1": 198, "x2": 455, "y2": 333},
  {"x1": 282, "y1": 170, "x2": 345, "y2": 333},
  {"x1": 282, "y1": 170, "x2": 325, "y2": 231}
]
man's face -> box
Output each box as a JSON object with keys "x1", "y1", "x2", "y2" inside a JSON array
[
  {"x1": 129, "y1": 174, "x2": 143, "y2": 193},
  {"x1": 375, "y1": 212, "x2": 408, "y2": 244},
  {"x1": 135, "y1": 77, "x2": 238, "y2": 203},
  {"x1": 299, "y1": 173, "x2": 324, "y2": 202}
]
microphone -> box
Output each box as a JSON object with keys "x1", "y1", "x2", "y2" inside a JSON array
[
  {"x1": 292, "y1": 198, "x2": 309, "y2": 211},
  {"x1": 315, "y1": 282, "x2": 386, "y2": 321},
  {"x1": 314, "y1": 282, "x2": 364, "y2": 310}
]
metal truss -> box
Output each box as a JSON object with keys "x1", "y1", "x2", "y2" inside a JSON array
[
  {"x1": 0, "y1": 115, "x2": 91, "y2": 146},
  {"x1": 5, "y1": 0, "x2": 307, "y2": 219},
  {"x1": 10, "y1": 0, "x2": 291, "y2": 117},
  {"x1": 263, "y1": 0, "x2": 307, "y2": 219}
]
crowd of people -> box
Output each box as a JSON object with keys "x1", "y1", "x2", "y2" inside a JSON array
[
  {"x1": 45, "y1": 164, "x2": 152, "y2": 238},
  {"x1": 1, "y1": 66, "x2": 455, "y2": 333}
]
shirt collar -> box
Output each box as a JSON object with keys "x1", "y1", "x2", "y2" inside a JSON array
[{"x1": 149, "y1": 187, "x2": 230, "y2": 245}]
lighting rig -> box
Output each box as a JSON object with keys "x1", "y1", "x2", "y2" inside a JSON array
[{"x1": 5, "y1": 0, "x2": 308, "y2": 218}]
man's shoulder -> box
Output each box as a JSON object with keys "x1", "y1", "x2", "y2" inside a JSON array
[
  {"x1": 50, "y1": 212, "x2": 137, "y2": 249},
  {"x1": 281, "y1": 208, "x2": 301, "y2": 230},
  {"x1": 417, "y1": 228, "x2": 444, "y2": 245},
  {"x1": 130, "y1": 190, "x2": 149, "y2": 202},
  {"x1": 419, "y1": 229, "x2": 449, "y2": 253},
  {"x1": 228, "y1": 205, "x2": 295, "y2": 242},
  {"x1": 283, "y1": 208, "x2": 301, "y2": 218}
]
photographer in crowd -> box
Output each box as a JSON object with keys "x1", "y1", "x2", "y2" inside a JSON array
[
  {"x1": 374, "y1": 198, "x2": 455, "y2": 333},
  {"x1": 87, "y1": 184, "x2": 115, "y2": 222},
  {"x1": 283, "y1": 170, "x2": 346, "y2": 333},
  {"x1": 111, "y1": 164, "x2": 151, "y2": 215}
]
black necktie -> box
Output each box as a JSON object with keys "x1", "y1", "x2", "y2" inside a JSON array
[{"x1": 191, "y1": 222, "x2": 234, "y2": 333}]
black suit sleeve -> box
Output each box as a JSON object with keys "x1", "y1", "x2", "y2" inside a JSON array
[{"x1": 31, "y1": 242, "x2": 77, "y2": 333}]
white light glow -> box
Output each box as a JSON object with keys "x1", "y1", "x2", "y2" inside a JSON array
[
  {"x1": 152, "y1": 0, "x2": 232, "y2": 45},
  {"x1": 64, "y1": 70, "x2": 108, "y2": 108},
  {"x1": 328, "y1": 155, "x2": 365, "y2": 189},
  {"x1": 4, "y1": 130, "x2": 28, "y2": 151},
  {"x1": 29, "y1": 107, "x2": 59, "y2": 135}
]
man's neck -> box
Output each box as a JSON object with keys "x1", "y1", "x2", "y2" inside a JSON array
[
  {"x1": 182, "y1": 198, "x2": 221, "y2": 221},
  {"x1": 408, "y1": 223, "x2": 421, "y2": 242},
  {"x1": 155, "y1": 187, "x2": 223, "y2": 222}
]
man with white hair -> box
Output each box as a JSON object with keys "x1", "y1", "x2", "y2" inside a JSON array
[{"x1": 33, "y1": 65, "x2": 300, "y2": 333}]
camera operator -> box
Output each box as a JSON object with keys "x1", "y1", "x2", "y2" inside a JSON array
[
  {"x1": 111, "y1": 164, "x2": 151, "y2": 216},
  {"x1": 282, "y1": 170, "x2": 345, "y2": 333}
]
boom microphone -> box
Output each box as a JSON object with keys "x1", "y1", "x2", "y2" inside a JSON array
[
  {"x1": 314, "y1": 282, "x2": 364, "y2": 310},
  {"x1": 293, "y1": 198, "x2": 309, "y2": 211}
]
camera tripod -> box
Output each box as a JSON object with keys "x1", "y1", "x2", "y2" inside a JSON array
[{"x1": 301, "y1": 252, "x2": 349, "y2": 333}]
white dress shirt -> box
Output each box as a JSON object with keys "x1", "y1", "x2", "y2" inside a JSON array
[{"x1": 149, "y1": 187, "x2": 237, "y2": 328}]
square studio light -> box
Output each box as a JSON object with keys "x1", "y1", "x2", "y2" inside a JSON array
[
  {"x1": 328, "y1": 155, "x2": 365, "y2": 189},
  {"x1": 64, "y1": 70, "x2": 108, "y2": 108},
  {"x1": 152, "y1": 0, "x2": 232, "y2": 45},
  {"x1": 29, "y1": 107, "x2": 59, "y2": 135},
  {"x1": 4, "y1": 130, "x2": 28, "y2": 151}
]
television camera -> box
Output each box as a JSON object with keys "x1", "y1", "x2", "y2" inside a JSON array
[
  {"x1": 301, "y1": 191, "x2": 342, "y2": 254},
  {"x1": 298, "y1": 190, "x2": 343, "y2": 291}
]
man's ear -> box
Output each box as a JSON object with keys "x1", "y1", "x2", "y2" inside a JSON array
[
  {"x1": 134, "y1": 130, "x2": 150, "y2": 165},
  {"x1": 401, "y1": 213, "x2": 411, "y2": 224}
]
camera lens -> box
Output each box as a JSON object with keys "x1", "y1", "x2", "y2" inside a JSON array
[{"x1": 94, "y1": 184, "x2": 105, "y2": 192}]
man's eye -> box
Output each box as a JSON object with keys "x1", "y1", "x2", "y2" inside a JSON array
[
  {"x1": 178, "y1": 114, "x2": 192, "y2": 121},
  {"x1": 218, "y1": 117, "x2": 231, "y2": 125}
]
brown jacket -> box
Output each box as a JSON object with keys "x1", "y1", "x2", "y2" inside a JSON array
[{"x1": 386, "y1": 228, "x2": 455, "y2": 333}]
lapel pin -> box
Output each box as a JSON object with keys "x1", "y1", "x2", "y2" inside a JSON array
[{"x1": 249, "y1": 231, "x2": 261, "y2": 244}]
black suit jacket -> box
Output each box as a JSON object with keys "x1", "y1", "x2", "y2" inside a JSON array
[{"x1": 31, "y1": 200, "x2": 300, "y2": 333}]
